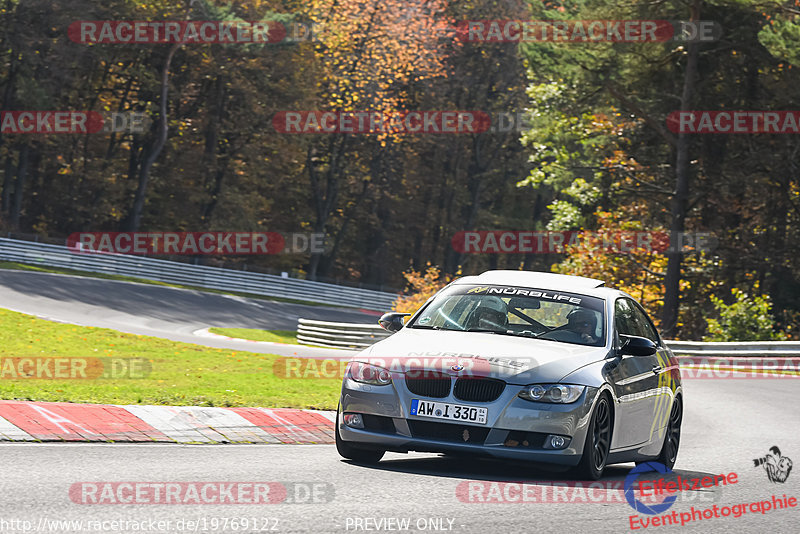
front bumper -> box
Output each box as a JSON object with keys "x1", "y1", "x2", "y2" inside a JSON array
[{"x1": 338, "y1": 377, "x2": 600, "y2": 466}]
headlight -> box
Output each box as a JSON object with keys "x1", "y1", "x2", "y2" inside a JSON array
[
  {"x1": 519, "y1": 384, "x2": 585, "y2": 404},
  {"x1": 346, "y1": 362, "x2": 392, "y2": 386}
]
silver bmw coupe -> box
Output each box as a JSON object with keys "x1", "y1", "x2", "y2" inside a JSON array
[{"x1": 336, "y1": 270, "x2": 683, "y2": 479}]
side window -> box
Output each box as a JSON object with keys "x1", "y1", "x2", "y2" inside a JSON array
[
  {"x1": 614, "y1": 298, "x2": 638, "y2": 337},
  {"x1": 629, "y1": 301, "x2": 660, "y2": 343}
]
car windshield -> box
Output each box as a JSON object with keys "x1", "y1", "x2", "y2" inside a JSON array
[{"x1": 408, "y1": 284, "x2": 606, "y2": 347}]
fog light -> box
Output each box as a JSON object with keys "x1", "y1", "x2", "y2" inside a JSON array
[
  {"x1": 543, "y1": 434, "x2": 570, "y2": 449},
  {"x1": 343, "y1": 413, "x2": 364, "y2": 429}
]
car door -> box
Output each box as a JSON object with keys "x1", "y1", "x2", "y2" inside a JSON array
[
  {"x1": 628, "y1": 300, "x2": 675, "y2": 446},
  {"x1": 606, "y1": 298, "x2": 662, "y2": 448}
]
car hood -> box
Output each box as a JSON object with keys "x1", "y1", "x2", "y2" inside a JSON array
[{"x1": 353, "y1": 328, "x2": 609, "y2": 384}]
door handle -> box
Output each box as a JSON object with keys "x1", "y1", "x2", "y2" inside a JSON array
[{"x1": 652, "y1": 365, "x2": 662, "y2": 374}]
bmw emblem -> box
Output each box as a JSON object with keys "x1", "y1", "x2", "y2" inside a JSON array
[{"x1": 451, "y1": 364, "x2": 465, "y2": 372}]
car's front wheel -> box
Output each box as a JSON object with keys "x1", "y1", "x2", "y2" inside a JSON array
[
  {"x1": 576, "y1": 393, "x2": 612, "y2": 480},
  {"x1": 335, "y1": 410, "x2": 385, "y2": 464}
]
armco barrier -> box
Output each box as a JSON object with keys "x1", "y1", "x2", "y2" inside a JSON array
[
  {"x1": 666, "y1": 340, "x2": 800, "y2": 357},
  {"x1": 0, "y1": 238, "x2": 398, "y2": 311},
  {"x1": 295, "y1": 319, "x2": 800, "y2": 356},
  {"x1": 297, "y1": 319, "x2": 392, "y2": 349}
]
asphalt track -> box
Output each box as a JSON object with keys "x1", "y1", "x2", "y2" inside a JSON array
[
  {"x1": 0, "y1": 269, "x2": 375, "y2": 358},
  {"x1": 0, "y1": 378, "x2": 798, "y2": 533},
  {"x1": 0, "y1": 269, "x2": 798, "y2": 533}
]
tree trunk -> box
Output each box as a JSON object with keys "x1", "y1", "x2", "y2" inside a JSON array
[
  {"x1": 200, "y1": 76, "x2": 228, "y2": 225},
  {"x1": 2, "y1": 155, "x2": 14, "y2": 216},
  {"x1": 448, "y1": 136, "x2": 487, "y2": 272},
  {"x1": 9, "y1": 144, "x2": 30, "y2": 230},
  {"x1": 307, "y1": 136, "x2": 348, "y2": 280},
  {"x1": 661, "y1": 1, "x2": 701, "y2": 338},
  {"x1": 125, "y1": 43, "x2": 181, "y2": 231}
]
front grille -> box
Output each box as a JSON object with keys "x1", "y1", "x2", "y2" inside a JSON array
[
  {"x1": 407, "y1": 420, "x2": 490, "y2": 444},
  {"x1": 453, "y1": 377, "x2": 506, "y2": 402},
  {"x1": 404, "y1": 372, "x2": 451, "y2": 398},
  {"x1": 361, "y1": 414, "x2": 396, "y2": 434}
]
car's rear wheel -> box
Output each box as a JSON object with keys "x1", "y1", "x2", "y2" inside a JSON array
[
  {"x1": 335, "y1": 410, "x2": 385, "y2": 464},
  {"x1": 656, "y1": 396, "x2": 682, "y2": 469},
  {"x1": 576, "y1": 393, "x2": 612, "y2": 480}
]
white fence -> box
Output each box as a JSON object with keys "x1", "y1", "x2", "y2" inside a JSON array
[
  {"x1": 665, "y1": 340, "x2": 800, "y2": 356},
  {"x1": 297, "y1": 318, "x2": 392, "y2": 349},
  {"x1": 296, "y1": 318, "x2": 800, "y2": 355},
  {"x1": 0, "y1": 238, "x2": 398, "y2": 311}
]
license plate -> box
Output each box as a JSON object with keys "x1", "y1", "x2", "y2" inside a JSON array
[{"x1": 409, "y1": 399, "x2": 488, "y2": 425}]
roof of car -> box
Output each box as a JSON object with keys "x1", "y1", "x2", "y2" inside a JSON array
[{"x1": 450, "y1": 270, "x2": 621, "y2": 300}]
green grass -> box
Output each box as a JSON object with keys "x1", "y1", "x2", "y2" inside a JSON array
[
  {"x1": 0, "y1": 261, "x2": 350, "y2": 309},
  {"x1": 209, "y1": 328, "x2": 298, "y2": 344},
  {"x1": 0, "y1": 308, "x2": 340, "y2": 409}
]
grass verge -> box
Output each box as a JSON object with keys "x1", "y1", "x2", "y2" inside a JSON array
[
  {"x1": 0, "y1": 308, "x2": 340, "y2": 409},
  {"x1": 208, "y1": 328, "x2": 298, "y2": 344}
]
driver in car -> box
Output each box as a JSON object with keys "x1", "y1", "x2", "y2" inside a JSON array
[
  {"x1": 469, "y1": 300, "x2": 509, "y2": 332},
  {"x1": 566, "y1": 308, "x2": 599, "y2": 344}
]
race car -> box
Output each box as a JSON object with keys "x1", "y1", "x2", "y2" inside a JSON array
[{"x1": 335, "y1": 270, "x2": 682, "y2": 479}]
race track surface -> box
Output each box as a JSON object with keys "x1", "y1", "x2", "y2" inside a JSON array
[
  {"x1": 0, "y1": 269, "x2": 798, "y2": 532},
  {"x1": 0, "y1": 269, "x2": 375, "y2": 358},
  {"x1": 0, "y1": 378, "x2": 797, "y2": 533}
]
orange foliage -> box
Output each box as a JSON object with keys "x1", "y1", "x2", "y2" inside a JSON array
[
  {"x1": 392, "y1": 265, "x2": 457, "y2": 315},
  {"x1": 553, "y1": 209, "x2": 672, "y2": 326},
  {"x1": 305, "y1": 0, "x2": 452, "y2": 118}
]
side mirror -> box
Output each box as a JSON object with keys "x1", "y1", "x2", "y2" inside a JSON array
[
  {"x1": 619, "y1": 334, "x2": 657, "y2": 356},
  {"x1": 378, "y1": 312, "x2": 410, "y2": 333}
]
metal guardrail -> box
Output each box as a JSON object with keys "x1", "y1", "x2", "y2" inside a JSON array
[
  {"x1": 0, "y1": 238, "x2": 398, "y2": 311},
  {"x1": 294, "y1": 318, "x2": 800, "y2": 356},
  {"x1": 297, "y1": 318, "x2": 391, "y2": 349},
  {"x1": 666, "y1": 340, "x2": 800, "y2": 358}
]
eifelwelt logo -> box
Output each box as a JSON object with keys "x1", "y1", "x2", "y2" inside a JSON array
[
  {"x1": 69, "y1": 21, "x2": 286, "y2": 44},
  {"x1": 0, "y1": 112, "x2": 105, "y2": 134}
]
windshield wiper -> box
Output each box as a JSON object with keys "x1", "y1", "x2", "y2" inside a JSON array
[
  {"x1": 408, "y1": 325, "x2": 465, "y2": 331},
  {"x1": 528, "y1": 331, "x2": 601, "y2": 346},
  {"x1": 517, "y1": 330, "x2": 548, "y2": 339},
  {"x1": 465, "y1": 328, "x2": 520, "y2": 337}
]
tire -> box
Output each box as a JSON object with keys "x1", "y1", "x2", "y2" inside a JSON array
[
  {"x1": 335, "y1": 410, "x2": 385, "y2": 464},
  {"x1": 576, "y1": 393, "x2": 612, "y2": 480},
  {"x1": 656, "y1": 396, "x2": 682, "y2": 469}
]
